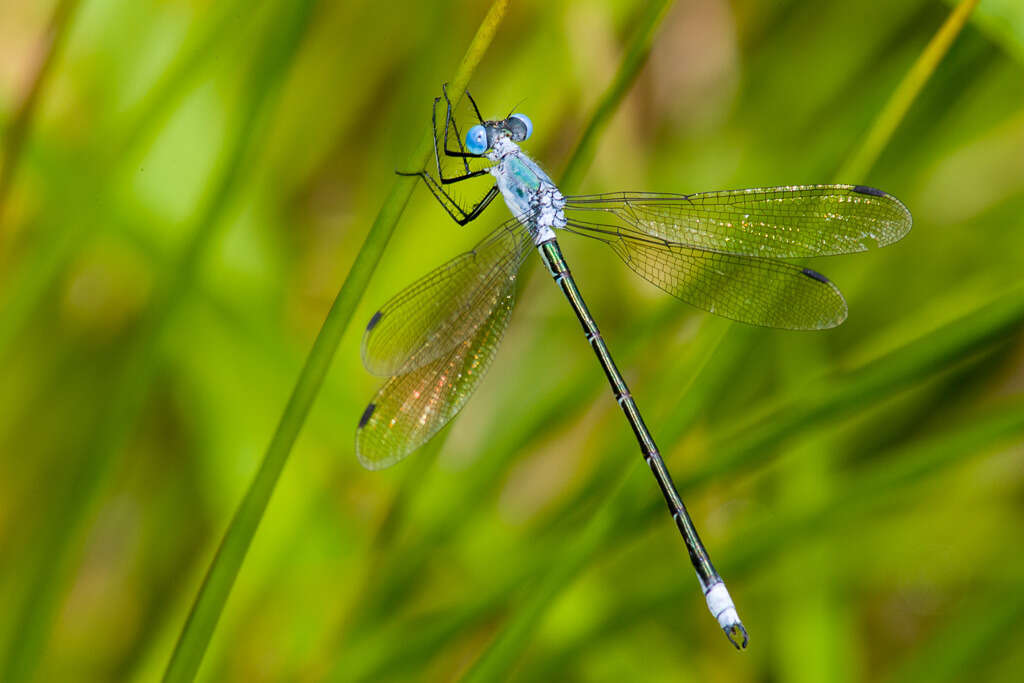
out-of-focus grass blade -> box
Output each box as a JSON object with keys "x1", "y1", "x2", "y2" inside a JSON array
[
  {"x1": 0, "y1": 0, "x2": 80, "y2": 362},
  {"x1": 515, "y1": 394, "x2": 1024, "y2": 680},
  {"x1": 693, "y1": 284, "x2": 1024, "y2": 487},
  {"x1": 162, "y1": 2, "x2": 510, "y2": 681},
  {"x1": 557, "y1": 0, "x2": 674, "y2": 193},
  {"x1": 0, "y1": 0, "x2": 79, "y2": 231},
  {"x1": 838, "y1": 0, "x2": 981, "y2": 180},
  {"x1": 0, "y1": 0, "x2": 256, "y2": 362},
  {"x1": 724, "y1": 395, "x2": 1024, "y2": 577},
  {"x1": 883, "y1": 568, "x2": 1024, "y2": 682},
  {"x1": 964, "y1": 0, "x2": 1024, "y2": 63},
  {"x1": 0, "y1": 2, "x2": 318, "y2": 681},
  {"x1": 456, "y1": 281, "x2": 1024, "y2": 679},
  {"x1": 113, "y1": 0, "x2": 261, "y2": 162}
]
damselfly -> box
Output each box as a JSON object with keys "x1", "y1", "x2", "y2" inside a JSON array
[{"x1": 356, "y1": 86, "x2": 912, "y2": 648}]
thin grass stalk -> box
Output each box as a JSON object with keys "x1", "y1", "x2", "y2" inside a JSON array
[
  {"x1": 0, "y1": 3, "x2": 318, "y2": 681},
  {"x1": 161, "y1": 2, "x2": 510, "y2": 681},
  {"x1": 837, "y1": 0, "x2": 981, "y2": 180}
]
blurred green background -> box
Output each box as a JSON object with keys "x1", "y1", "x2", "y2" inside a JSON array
[{"x1": 2, "y1": 0, "x2": 1023, "y2": 681}]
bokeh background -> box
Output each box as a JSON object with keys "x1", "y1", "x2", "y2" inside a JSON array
[{"x1": 2, "y1": 0, "x2": 1023, "y2": 681}]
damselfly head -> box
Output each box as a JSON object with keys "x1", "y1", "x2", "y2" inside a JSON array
[{"x1": 465, "y1": 113, "x2": 533, "y2": 154}]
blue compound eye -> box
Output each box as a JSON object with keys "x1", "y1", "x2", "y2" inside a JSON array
[
  {"x1": 465, "y1": 125, "x2": 488, "y2": 154},
  {"x1": 508, "y1": 113, "x2": 533, "y2": 141}
]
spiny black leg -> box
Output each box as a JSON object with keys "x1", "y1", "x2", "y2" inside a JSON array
[
  {"x1": 396, "y1": 166, "x2": 489, "y2": 185},
  {"x1": 395, "y1": 84, "x2": 498, "y2": 226},
  {"x1": 403, "y1": 172, "x2": 497, "y2": 226},
  {"x1": 450, "y1": 183, "x2": 498, "y2": 225},
  {"x1": 440, "y1": 83, "x2": 483, "y2": 160},
  {"x1": 437, "y1": 87, "x2": 470, "y2": 175},
  {"x1": 396, "y1": 87, "x2": 482, "y2": 182},
  {"x1": 403, "y1": 93, "x2": 491, "y2": 184},
  {"x1": 446, "y1": 109, "x2": 470, "y2": 171},
  {"x1": 439, "y1": 168, "x2": 490, "y2": 184},
  {"x1": 432, "y1": 93, "x2": 471, "y2": 177},
  {"x1": 464, "y1": 88, "x2": 485, "y2": 123}
]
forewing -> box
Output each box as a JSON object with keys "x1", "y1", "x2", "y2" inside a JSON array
[
  {"x1": 362, "y1": 217, "x2": 533, "y2": 376},
  {"x1": 588, "y1": 230, "x2": 848, "y2": 329},
  {"x1": 565, "y1": 185, "x2": 911, "y2": 258},
  {"x1": 355, "y1": 279, "x2": 516, "y2": 469}
]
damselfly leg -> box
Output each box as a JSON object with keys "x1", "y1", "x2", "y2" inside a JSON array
[{"x1": 396, "y1": 86, "x2": 495, "y2": 225}]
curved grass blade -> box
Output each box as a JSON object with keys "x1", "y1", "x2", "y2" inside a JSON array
[
  {"x1": 837, "y1": 0, "x2": 981, "y2": 180},
  {"x1": 162, "y1": 2, "x2": 511, "y2": 681},
  {"x1": 567, "y1": 219, "x2": 848, "y2": 329},
  {"x1": 362, "y1": 216, "x2": 533, "y2": 376},
  {"x1": 565, "y1": 185, "x2": 912, "y2": 258}
]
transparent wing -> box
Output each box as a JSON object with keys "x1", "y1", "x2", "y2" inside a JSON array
[
  {"x1": 355, "y1": 279, "x2": 516, "y2": 470},
  {"x1": 565, "y1": 185, "x2": 912, "y2": 258},
  {"x1": 362, "y1": 216, "x2": 534, "y2": 376},
  {"x1": 567, "y1": 221, "x2": 847, "y2": 329}
]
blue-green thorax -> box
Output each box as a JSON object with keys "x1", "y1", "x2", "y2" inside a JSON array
[{"x1": 487, "y1": 136, "x2": 566, "y2": 244}]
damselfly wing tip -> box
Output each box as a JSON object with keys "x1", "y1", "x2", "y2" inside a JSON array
[
  {"x1": 358, "y1": 402, "x2": 376, "y2": 428},
  {"x1": 850, "y1": 185, "x2": 914, "y2": 247},
  {"x1": 801, "y1": 267, "x2": 830, "y2": 284},
  {"x1": 852, "y1": 184, "x2": 885, "y2": 198}
]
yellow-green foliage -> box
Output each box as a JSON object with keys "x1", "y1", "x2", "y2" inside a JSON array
[{"x1": 0, "y1": 1, "x2": 1022, "y2": 681}]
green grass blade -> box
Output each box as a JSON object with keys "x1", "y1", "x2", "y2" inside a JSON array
[
  {"x1": 161, "y1": 2, "x2": 510, "y2": 681},
  {"x1": 837, "y1": 0, "x2": 981, "y2": 180},
  {"x1": 557, "y1": 0, "x2": 675, "y2": 193}
]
